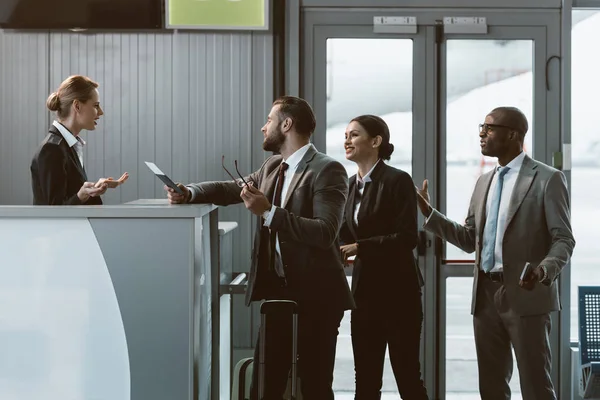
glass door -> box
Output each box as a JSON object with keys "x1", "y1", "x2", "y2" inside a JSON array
[
  {"x1": 304, "y1": 21, "x2": 428, "y2": 398},
  {"x1": 438, "y1": 15, "x2": 561, "y2": 399},
  {"x1": 328, "y1": 38, "x2": 415, "y2": 398},
  {"x1": 441, "y1": 34, "x2": 535, "y2": 400},
  {"x1": 323, "y1": 37, "x2": 415, "y2": 176},
  {"x1": 302, "y1": 8, "x2": 561, "y2": 399}
]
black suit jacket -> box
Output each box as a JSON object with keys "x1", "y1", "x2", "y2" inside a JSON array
[
  {"x1": 340, "y1": 162, "x2": 423, "y2": 304},
  {"x1": 188, "y1": 145, "x2": 355, "y2": 312},
  {"x1": 30, "y1": 125, "x2": 102, "y2": 206}
]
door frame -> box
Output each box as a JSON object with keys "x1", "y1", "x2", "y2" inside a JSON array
[
  {"x1": 301, "y1": 7, "x2": 564, "y2": 399},
  {"x1": 438, "y1": 23, "x2": 553, "y2": 397},
  {"x1": 305, "y1": 20, "x2": 436, "y2": 393}
]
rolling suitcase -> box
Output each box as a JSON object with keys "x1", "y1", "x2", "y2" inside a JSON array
[
  {"x1": 232, "y1": 300, "x2": 301, "y2": 400},
  {"x1": 232, "y1": 357, "x2": 254, "y2": 399}
]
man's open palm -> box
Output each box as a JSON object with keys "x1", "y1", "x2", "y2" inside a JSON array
[{"x1": 415, "y1": 179, "x2": 432, "y2": 217}]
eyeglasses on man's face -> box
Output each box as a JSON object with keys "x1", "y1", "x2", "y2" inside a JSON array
[
  {"x1": 221, "y1": 155, "x2": 250, "y2": 187},
  {"x1": 478, "y1": 123, "x2": 515, "y2": 135}
]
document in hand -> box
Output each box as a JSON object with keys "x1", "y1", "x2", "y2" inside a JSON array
[{"x1": 144, "y1": 161, "x2": 184, "y2": 195}]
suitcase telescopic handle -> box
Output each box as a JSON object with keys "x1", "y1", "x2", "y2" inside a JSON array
[
  {"x1": 260, "y1": 299, "x2": 299, "y2": 315},
  {"x1": 258, "y1": 300, "x2": 299, "y2": 399}
]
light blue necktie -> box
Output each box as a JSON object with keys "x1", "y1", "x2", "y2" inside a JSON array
[{"x1": 481, "y1": 166, "x2": 510, "y2": 272}]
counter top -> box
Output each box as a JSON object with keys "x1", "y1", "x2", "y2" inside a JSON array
[{"x1": 0, "y1": 199, "x2": 216, "y2": 218}]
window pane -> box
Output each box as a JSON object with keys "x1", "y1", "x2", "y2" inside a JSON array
[
  {"x1": 444, "y1": 40, "x2": 532, "y2": 398},
  {"x1": 325, "y1": 38, "x2": 413, "y2": 396},
  {"x1": 570, "y1": 9, "x2": 600, "y2": 341},
  {"x1": 445, "y1": 40, "x2": 533, "y2": 261},
  {"x1": 325, "y1": 38, "x2": 413, "y2": 177},
  {"x1": 446, "y1": 277, "x2": 522, "y2": 398}
]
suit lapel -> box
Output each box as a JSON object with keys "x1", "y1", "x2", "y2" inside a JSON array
[
  {"x1": 50, "y1": 126, "x2": 88, "y2": 181},
  {"x1": 505, "y1": 156, "x2": 537, "y2": 230},
  {"x1": 282, "y1": 146, "x2": 316, "y2": 208},
  {"x1": 253, "y1": 162, "x2": 280, "y2": 276},
  {"x1": 476, "y1": 170, "x2": 495, "y2": 238},
  {"x1": 261, "y1": 163, "x2": 280, "y2": 203},
  {"x1": 68, "y1": 147, "x2": 87, "y2": 181}
]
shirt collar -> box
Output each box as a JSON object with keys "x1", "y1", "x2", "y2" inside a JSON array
[
  {"x1": 282, "y1": 143, "x2": 312, "y2": 171},
  {"x1": 53, "y1": 120, "x2": 85, "y2": 148},
  {"x1": 499, "y1": 151, "x2": 526, "y2": 173},
  {"x1": 357, "y1": 159, "x2": 381, "y2": 184}
]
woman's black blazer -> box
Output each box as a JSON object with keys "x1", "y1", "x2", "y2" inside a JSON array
[
  {"x1": 30, "y1": 125, "x2": 102, "y2": 206},
  {"x1": 340, "y1": 161, "x2": 423, "y2": 302}
]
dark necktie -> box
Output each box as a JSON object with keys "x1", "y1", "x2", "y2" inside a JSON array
[
  {"x1": 273, "y1": 162, "x2": 289, "y2": 207},
  {"x1": 270, "y1": 162, "x2": 289, "y2": 273},
  {"x1": 353, "y1": 179, "x2": 365, "y2": 226},
  {"x1": 354, "y1": 179, "x2": 364, "y2": 207}
]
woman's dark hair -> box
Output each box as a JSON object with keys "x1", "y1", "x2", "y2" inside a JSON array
[{"x1": 350, "y1": 114, "x2": 394, "y2": 160}]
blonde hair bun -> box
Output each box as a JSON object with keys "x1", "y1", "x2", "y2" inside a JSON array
[{"x1": 46, "y1": 92, "x2": 61, "y2": 112}]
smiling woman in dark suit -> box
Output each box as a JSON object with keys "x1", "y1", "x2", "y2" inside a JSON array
[
  {"x1": 30, "y1": 75, "x2": 128, "y2": 205},
  {"x1": 339, "y1": 114, "x2": 428, "y2": 400}
]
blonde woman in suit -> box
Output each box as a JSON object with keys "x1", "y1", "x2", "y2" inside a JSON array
[{"x1": 31, "y1": 75, "x2": 128, "y2": 205}]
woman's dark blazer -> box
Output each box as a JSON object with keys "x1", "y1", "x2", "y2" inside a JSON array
[
  {"x1": 339, "y1": 161, "x2": 423, "y2": 303},
  {"x1": 30, "y1": 125, "x2": 102, "y2": 206}
]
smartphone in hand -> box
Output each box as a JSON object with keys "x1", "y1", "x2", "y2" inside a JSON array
[{"x1": 519, "y1": 262, "x2": 532, "y2": 282}]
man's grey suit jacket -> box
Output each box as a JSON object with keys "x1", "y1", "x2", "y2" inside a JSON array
[
  {"x1": 188, "y1": 144, "x2": 355, "y2": 312},
  {"x1": 425, "y1": 155, "x2": 575, "y2": 316}
]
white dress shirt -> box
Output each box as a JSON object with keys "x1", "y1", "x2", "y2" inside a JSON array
[
  {"x1": 353, "y1": 159, "x2": 381, "y2": 225},
  {"x1": 484, "y1": 151, "x2": 526, "y2": 272},
  {"x1": 53, "y1": 120, "x2": 85, "y2": 167},
  {"x1": 263, "y1": 144, "x2": 313, "y2": 262}
]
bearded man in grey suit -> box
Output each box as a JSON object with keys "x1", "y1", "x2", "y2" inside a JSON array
[
  {"x1": 416, "y1": 106, "x2": 574, "y2": 400},
  {"x1": 165, "y1": 96, "x2": 354, "y2": 400}
]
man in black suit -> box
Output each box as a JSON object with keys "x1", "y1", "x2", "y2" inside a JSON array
[{"x1": 165, "y1": 96, "x2": 354, "y2": 399}]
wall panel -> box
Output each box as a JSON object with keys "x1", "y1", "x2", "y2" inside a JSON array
[
  {"x1": 0, "y1": 28, "x2": 273, "y2": 350},
  {"x1": 0, "y1": 32, "x2": 48, "y2": 204}
]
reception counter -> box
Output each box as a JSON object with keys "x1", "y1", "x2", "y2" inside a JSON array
[{"x1": 0, "y1": 200, "x2": 220, "y2": 400}]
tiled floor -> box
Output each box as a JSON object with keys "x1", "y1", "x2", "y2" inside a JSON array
[{"x1": 331, "y1": 278, "x2": 524, "y2": 399}]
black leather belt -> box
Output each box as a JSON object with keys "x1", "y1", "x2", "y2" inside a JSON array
[{"x1": 482, "y1": 270, "x2": 504, "y2": 283}]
